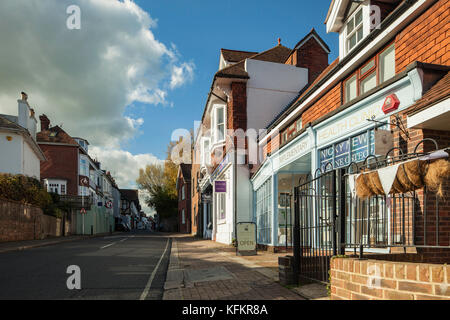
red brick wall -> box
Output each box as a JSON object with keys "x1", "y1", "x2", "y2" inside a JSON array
[
  {"x1": 293, "y1": 37, "x2": 329, "y2": 84},
  {"x1": 39, "y1": 144, "x2": 79, "y2": 195},
  {"x1": 177, "y1": 176, "x2": 191, "y2": 234},
  {"x1": 331, "y1": 257, "x2": 450, "y2": 300},
  {"x1": 261, "y1": 0, "x2": 449, "y2": 161},
  {"x1": 395, "y1": 0, "x2": 450, "y2": 73},
  {"x1": 302, "y1": 83, "x2": 341, "y2": 125},
  {"x1": 0, "y1": 199, "x2": 64, "y2": 242}
]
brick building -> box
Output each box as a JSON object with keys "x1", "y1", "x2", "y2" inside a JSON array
[
  {"x1": 193, "y1": 35, "x2": 332, "y2": 245},
  {"x1": 177, "y1": 164, "x2": 192, "y2": 234},
  {"x1": 249, "y1": 0, "x2": 449, "y2": 299},
  {"x1": 37, "y1": 114, "x2": 118, "y2": 235}
]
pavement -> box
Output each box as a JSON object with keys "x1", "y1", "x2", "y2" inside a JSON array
[
  {"x1": 163, "y1": 235, "x2": 328, "y2": 300},
  {"x1": 0, "y1": 231, "x2": 171, "y2": 300}
]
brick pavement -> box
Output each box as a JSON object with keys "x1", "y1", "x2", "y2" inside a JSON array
[{"x1": 163, "y1": 235, "x2": 304, "y2": 300}]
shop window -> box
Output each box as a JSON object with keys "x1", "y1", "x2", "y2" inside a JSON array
[
  {"x1": 256, "y1": 178, "x2": 272, "y2": 245},
  {"x1": 346, "y1": 8, "x2": 364, "y2": 53},
  {"x1": 344, "y1": 44, "x2": 395, "y2": 103},
  {"x1": 216, "y1": 192, "x2": 226, "y2": 221}
]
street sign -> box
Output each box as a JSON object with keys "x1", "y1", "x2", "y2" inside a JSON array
[
  {"x1": 79, "y1": 176, "x2": 90, "y2": 187},
  {"x1": 236, "y1": 222, "x2": 257, "y2": 256},
  {"x1": 80, "y1": 208, "x2": 86, "y2": 214}
]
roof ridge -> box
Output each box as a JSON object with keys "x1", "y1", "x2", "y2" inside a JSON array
[{"x1": 216, "y1": 44, "x2": 292, "y2": 76}]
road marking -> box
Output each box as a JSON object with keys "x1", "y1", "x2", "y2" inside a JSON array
[
  {"x1": 140, "y1": 238, "x2": 171, "y2": 301},
  {"x1": 100, "y1": 243, "x2": 116, "y2": 249}
]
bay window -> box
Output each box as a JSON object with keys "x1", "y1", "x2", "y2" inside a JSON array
[{"x1": 344, "y1": 43, "x2": 395, "y2": 103}]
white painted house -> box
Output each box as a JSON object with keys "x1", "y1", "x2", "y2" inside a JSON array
[{"x1": 0, "y1": 93, "x2": 46, "y2": 179}]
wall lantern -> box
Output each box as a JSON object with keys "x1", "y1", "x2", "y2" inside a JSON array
[
  {"x1": 6, "y1": 136, "x2": 12, "y2": 141},
  {"x1": 382, "y1": 94, "x2": 400, "y2": 114}
]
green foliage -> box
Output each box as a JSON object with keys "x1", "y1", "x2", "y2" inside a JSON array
[
  {"x1": 0, "y1": 174, "x2": 52, "y2": 208},
  {"x1": 137, "y1": 140, "x2": 181, "y2": 219},
  {"x1": 0, "y1": 174, "x2": 65, "y2": 217}
]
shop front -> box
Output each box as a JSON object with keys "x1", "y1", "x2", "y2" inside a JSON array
[
  {"x1": 253, "y1": 64, "x2": 428, "y2": 252},
  {"x1": 252, "y1": 131, "x2": 312, "y2": 251}
]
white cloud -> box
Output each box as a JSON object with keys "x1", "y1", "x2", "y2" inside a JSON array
[
  {"x1": 89, "y1": 146, "x2": 162, "y2": 214},
  {"x1": 0, "y1": 0, "x2": 194, "y2": 214},
  {"x1": 170, "y1": 62, "x2": 195, "y2": 89},
  {"x1": 0, "y1": 0, "x2": 194, "y2": 148}
]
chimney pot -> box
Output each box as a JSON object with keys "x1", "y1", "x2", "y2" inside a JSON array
[{"x1": 21, "y1": 92, "x2": 28, "y2": 101}]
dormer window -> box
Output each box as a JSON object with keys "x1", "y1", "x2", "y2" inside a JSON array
[{"x1": 346, "y1": 8, "x2": 364, "y2": 53}]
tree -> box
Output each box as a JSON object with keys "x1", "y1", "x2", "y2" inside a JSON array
[{"x1": 137, "y1": 137, "x2": 191, "y2": 220}]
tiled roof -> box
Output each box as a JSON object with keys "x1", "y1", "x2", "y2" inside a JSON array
[
  {"x1": 37, "y1": 126, "x2": 79, "y2": 145},
  {"x1": 407, "y1": 71, "x2": 450, "y2": 115},
  {"x1": 216, "y1": 45, "x2": 292, "y2": 79},
  {"x1": 0, "y1": 115, "x2": 26, "y2": 132},
  {"x1": 221, "y1": 49, "x2": 257, "y2": 63}
]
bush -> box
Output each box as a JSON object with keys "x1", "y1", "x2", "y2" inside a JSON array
[{"x1": 0, "y1": 173, "x2": 53, "y2": 209}]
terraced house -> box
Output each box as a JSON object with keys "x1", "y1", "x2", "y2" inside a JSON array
[
  {"x1": 251, "y1": 0, "x2": 449, "y2": 300},
  {"x1": 192, "y1": 33, "x2": 331, "y2": 245}
]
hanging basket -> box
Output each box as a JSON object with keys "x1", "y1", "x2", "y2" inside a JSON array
[{"x1": 354, "y1": 158, "x2": 450, "y2": 198}]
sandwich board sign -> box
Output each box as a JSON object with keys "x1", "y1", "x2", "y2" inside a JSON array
[{"x1": 236, "y1": 222, "x2": 257, "y2": 256}]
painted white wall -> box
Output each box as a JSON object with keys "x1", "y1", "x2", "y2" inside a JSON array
[
  {"x1": 214, "y1": 166, "x2": 234, "y2": 245},
  {"x1": 236, "y1": 164, "x2": 252, "y2": 223},
  {"x1": 0, "y1": 132, "x2": 40, "y2": 179},
  {"x1": 245, "y1": 59, "x2": 308, "y2": 131},
  {"x1": 22, "y1": 139, "x2": 40, "y2": 179},
  {"x1": 0, "y1": 132, "x2": 23, "y2": 175}
]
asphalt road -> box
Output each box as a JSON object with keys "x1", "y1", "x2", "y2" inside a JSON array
[{"x1": 0, "y1": 231, "x2": 171, "y2": 300}]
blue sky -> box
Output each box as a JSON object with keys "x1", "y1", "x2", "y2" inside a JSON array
[{"x1": 126, "y1": 0, "x2": 339, "y2": 160}]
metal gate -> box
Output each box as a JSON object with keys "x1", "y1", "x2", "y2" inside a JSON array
[
  {"x1": 293, "y1": 139, "x2": 450, "y2": 284},
  {"x1": 293, "y1": 168, "x2": 345, "y2": 284}
]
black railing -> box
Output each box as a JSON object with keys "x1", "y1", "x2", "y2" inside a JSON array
[{"x1": 294, "y1": 139, "x2": 450, "y2": 283}]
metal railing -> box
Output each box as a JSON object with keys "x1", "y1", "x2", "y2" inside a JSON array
[{"x1": 293, "y1": 139, "x2": 450, "y2": 283}]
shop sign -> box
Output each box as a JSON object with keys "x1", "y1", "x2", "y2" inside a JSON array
[
  {"x1": 236, "y1": 222, "x2": 257, "y2": 256},
  {"x1": 272, "y1": 134, "x2": 310, "y2": 172},
  {"x1": 319, "y1": 130, "x2": 376, "y2": 170},
  {"x1": 215, "y1": 181, "x2": 227, "y2": 193}
]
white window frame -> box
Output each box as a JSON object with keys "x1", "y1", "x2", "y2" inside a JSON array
[
  {"x1": 201, "y1": 137, "x2": 211, "y2": 167},
  {"x1": 211, "y1": 104, "x2": 226, "y2": 146},
  {"x1": 345, "y1": 7, "x2": 365, "y2": 54}
]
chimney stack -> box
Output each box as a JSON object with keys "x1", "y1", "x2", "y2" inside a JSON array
[
  {"x1": 21, "y1": 92, "x2": 28, "y2": 102},
  {"x1": 39, "y1": 114, "x2": 50, "y2": 131}
]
